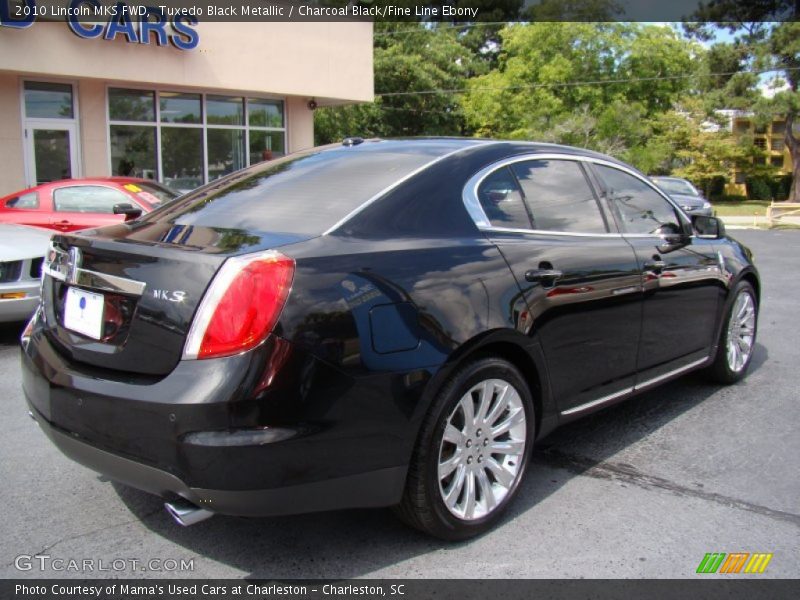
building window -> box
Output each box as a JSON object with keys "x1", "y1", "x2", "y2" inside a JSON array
[
  {"x1": 108, "y1": 88, "x2": 286, "y2": 193},
  {"x1": 24, "y1": 82, "x2": 74, "y2": 119},
  {"x1": 770, "y1": 156, "x2": 785, "y2": 168},
  {"x1": 754, "y1": 138, "x2": 767, "y2": 149},
  {"x1": 772, "y1": 138, "x2": 785, "y2": 152}
]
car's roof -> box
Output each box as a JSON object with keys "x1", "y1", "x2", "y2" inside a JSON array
[
  {"x1": 345, "y1": 137, "x2": 622, "y2": 157},
  {"x1": 652, "y1": 176, "x2": 690, "y2": 182}
]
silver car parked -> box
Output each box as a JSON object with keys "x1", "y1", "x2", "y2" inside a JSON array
[
  {"x1": 0, "y1": 224, "x2": 51, "y2": 322},
  {"x1": 651, "y1": 176, "x2": 714, "y2": 217}
]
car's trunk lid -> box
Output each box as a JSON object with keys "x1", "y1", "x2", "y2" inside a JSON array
[{"x1": 41, "y1": 221, "x2": 309, "y2": 376}]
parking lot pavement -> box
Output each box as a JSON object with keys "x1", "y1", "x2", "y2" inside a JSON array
[{"x1": 1, "y1": 229, "x2": 798, "y2": 580}]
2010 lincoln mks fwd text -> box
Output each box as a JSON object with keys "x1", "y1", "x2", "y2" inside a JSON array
[{"x1": 21, "y1": 139, "x2": 759, "y2": 540}]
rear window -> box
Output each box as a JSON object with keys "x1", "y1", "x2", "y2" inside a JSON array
[{"x1": 145, "y1": 148, "x2": 439, "y2": 235}]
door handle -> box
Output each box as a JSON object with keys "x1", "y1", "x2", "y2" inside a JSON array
[
  {"x1": 525, "y1": 268, "x2": 563, "y2": 282},
  {"x1": 53, "y1": 220, "x2": 72, "y2": 231}
]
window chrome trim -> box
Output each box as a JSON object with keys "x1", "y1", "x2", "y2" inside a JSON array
[
  {"x1": 463, "y1": 153, "x2": 692, "y2": 236},
  {"x1": 322, "y1": 141, "x2": 494, "y2": 235},
  {"x1": 44, "y1": 243, "x2": 146, "y2": 296}
]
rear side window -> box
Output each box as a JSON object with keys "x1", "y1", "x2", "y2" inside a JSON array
[
  {"x1": 511, "y1": 160, "x2": 607, "y2": 233},
  {"x1": 147, "y1": 148, "x2": 444, "y2": 235},
  {"x1": 53, "y1": 186, "x2": 132, "y2": 214},
  {"x1": 596, "y1": 165, "x2": 681, "y2": 235},
  {"x1": 477, "y1": 167, "x2": 531, "y2": 229},
  {"x1": 5, "y1": 192, "x2": 39, "y2": 209}
]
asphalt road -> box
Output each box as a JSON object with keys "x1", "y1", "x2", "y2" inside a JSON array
[{"x1": 1, "y1": 229, "x2": 798, "y2": 579}]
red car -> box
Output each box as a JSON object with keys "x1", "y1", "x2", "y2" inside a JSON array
[{"x1": 0, "y1": 178, "x2": 178, "y2": 233}]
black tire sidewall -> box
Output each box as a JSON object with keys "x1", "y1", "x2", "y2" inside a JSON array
[{"x1": 421, "y1": 358, "x2": 535, "y2": 540}]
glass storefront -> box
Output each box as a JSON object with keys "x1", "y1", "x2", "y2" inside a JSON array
[{"x1": 107, "y1": 88, "x2": 286, "y2": 194}]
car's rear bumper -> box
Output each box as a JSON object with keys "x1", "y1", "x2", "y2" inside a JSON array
[
  {"x1": 26, "y1": 403, "x2": 404, "y2": 517},
  {"x1": 20, "y1": 320, "x2": 410, "y2": 517}
]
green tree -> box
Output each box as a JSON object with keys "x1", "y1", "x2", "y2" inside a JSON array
[
  {"x1": 459, "y1": 22, "x2": 697, "y2": 150},
  {"x1": 685, "y1": 3, "x2": 800, "y2": 200},
  {"x1": 315, "y1": 22, "x2": 475, "y2": 143}
]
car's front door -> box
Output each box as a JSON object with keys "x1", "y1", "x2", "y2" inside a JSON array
[
  {"x1": 49, "y1": 185, "x2": 132, "y2": 232},
  {"x1": 591, "y1": 163, "x2": 724, "y2": 383},
  {"x1": 473, "y1": 157, "x2": 643, "y2": 413}
]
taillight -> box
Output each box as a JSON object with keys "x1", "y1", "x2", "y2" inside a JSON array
[{"x1": 183, "y1": 250, "x2": 294, "y2": 360}]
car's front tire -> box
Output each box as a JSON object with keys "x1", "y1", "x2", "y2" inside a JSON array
[
  {"x1": 705, "y1": 280, "x2": 758, "y2": 384},
  {"x1": 395, "y1": 357, "x2": 534, "y2": 540}
]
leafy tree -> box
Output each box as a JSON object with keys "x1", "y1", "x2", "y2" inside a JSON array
[
  {"x1": 315, "y1": 22, "x2": 475, "y2": 143},
  {"x1": 459, "y1": 23, "x2": 697, "y2": 148},
  {"x1": 685, "y1": 2, "x2": 800, "y2": 200}
]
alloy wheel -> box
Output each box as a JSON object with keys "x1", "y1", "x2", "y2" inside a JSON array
[
  {"x1": 437, "y1": 378, "x2": 527, "y2": 521},
  {"x1": 726, "y1": 291, "x2": 756, "y2": 373}
]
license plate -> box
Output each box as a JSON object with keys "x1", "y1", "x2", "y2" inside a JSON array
[{"x1": 64, "y1": 287, "x2": 104, "y2": 340}]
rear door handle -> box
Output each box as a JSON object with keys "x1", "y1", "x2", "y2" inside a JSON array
[{"x1": 525, "y1": 268, "x2": 563, "y2": 282}]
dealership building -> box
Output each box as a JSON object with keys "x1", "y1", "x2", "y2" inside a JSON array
[{"x1": 0, "y1": 19, "x2": 373, "y2": 196}]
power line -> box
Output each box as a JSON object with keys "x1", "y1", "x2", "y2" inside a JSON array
[{"x1": 375, "y1": 65, "x2": 799, "y2": 97}]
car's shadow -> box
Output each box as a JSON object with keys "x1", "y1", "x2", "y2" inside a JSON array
[
  {"x1": 0, "y1": 321, "x2": 26, "y2": 346},
  {"x1": 112, "y1": 341, "x2": 769, "y2": 578}
]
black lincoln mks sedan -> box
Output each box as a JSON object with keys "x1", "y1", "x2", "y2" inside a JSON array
[{"x1": 21, "y1": 138, "x2": 759, "y2": 540}]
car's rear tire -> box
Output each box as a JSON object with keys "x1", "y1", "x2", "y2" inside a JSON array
[
  {"x1": 705, "y1": 280, "x2": 758, "y2": 384},
  {"x1": 394, "y1": 357, "x2": 534, "y2": 540}
]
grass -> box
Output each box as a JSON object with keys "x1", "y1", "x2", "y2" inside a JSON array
[{"x1": 711, "y1": 200, "x2": 771, "y2": 217}]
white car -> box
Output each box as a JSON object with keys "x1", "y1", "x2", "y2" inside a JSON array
[{"x1": 0, "y1": 224, "x2": 51, "y2": 322}]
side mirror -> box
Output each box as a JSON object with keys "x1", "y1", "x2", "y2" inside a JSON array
[
  {"x1": 693, "y1": 215, "x2": 725, "y2": 239},
  {"x1": 113, "y1": 203, "x2": 143, "y2": 221}
]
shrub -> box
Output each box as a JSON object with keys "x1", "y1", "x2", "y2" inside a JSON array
[{"x1": 746, "y1": 177, "x2": 773, "y2": 200}]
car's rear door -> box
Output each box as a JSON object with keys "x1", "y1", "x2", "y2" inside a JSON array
[
  {"x1": 49, "y1": 184, "x2": 132, "y2": 231},
  {"x1": 591, "y1": 163, "x2": 724, "y2": 382},
  {"x1": 470, "y1": 156, "x2": 643, "y2": 413}
]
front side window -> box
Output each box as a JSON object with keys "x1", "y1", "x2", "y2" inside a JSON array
[
  {"x1": 477, "y1": 167, "x2": 531, "y2": 229},
  {"x1": 596, "y1": 165, "x2": 681, "y2": 235},
  {"x1": 53, "y1": 186, "x2": 131, "y2": 214},
  {"x1": 511, "y1": 160, "x2": 607, "y2": 233}
]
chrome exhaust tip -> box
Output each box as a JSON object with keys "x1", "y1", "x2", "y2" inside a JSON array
[{"x1": 164, "y1": 499, "x2": 213, "y2": 526}]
